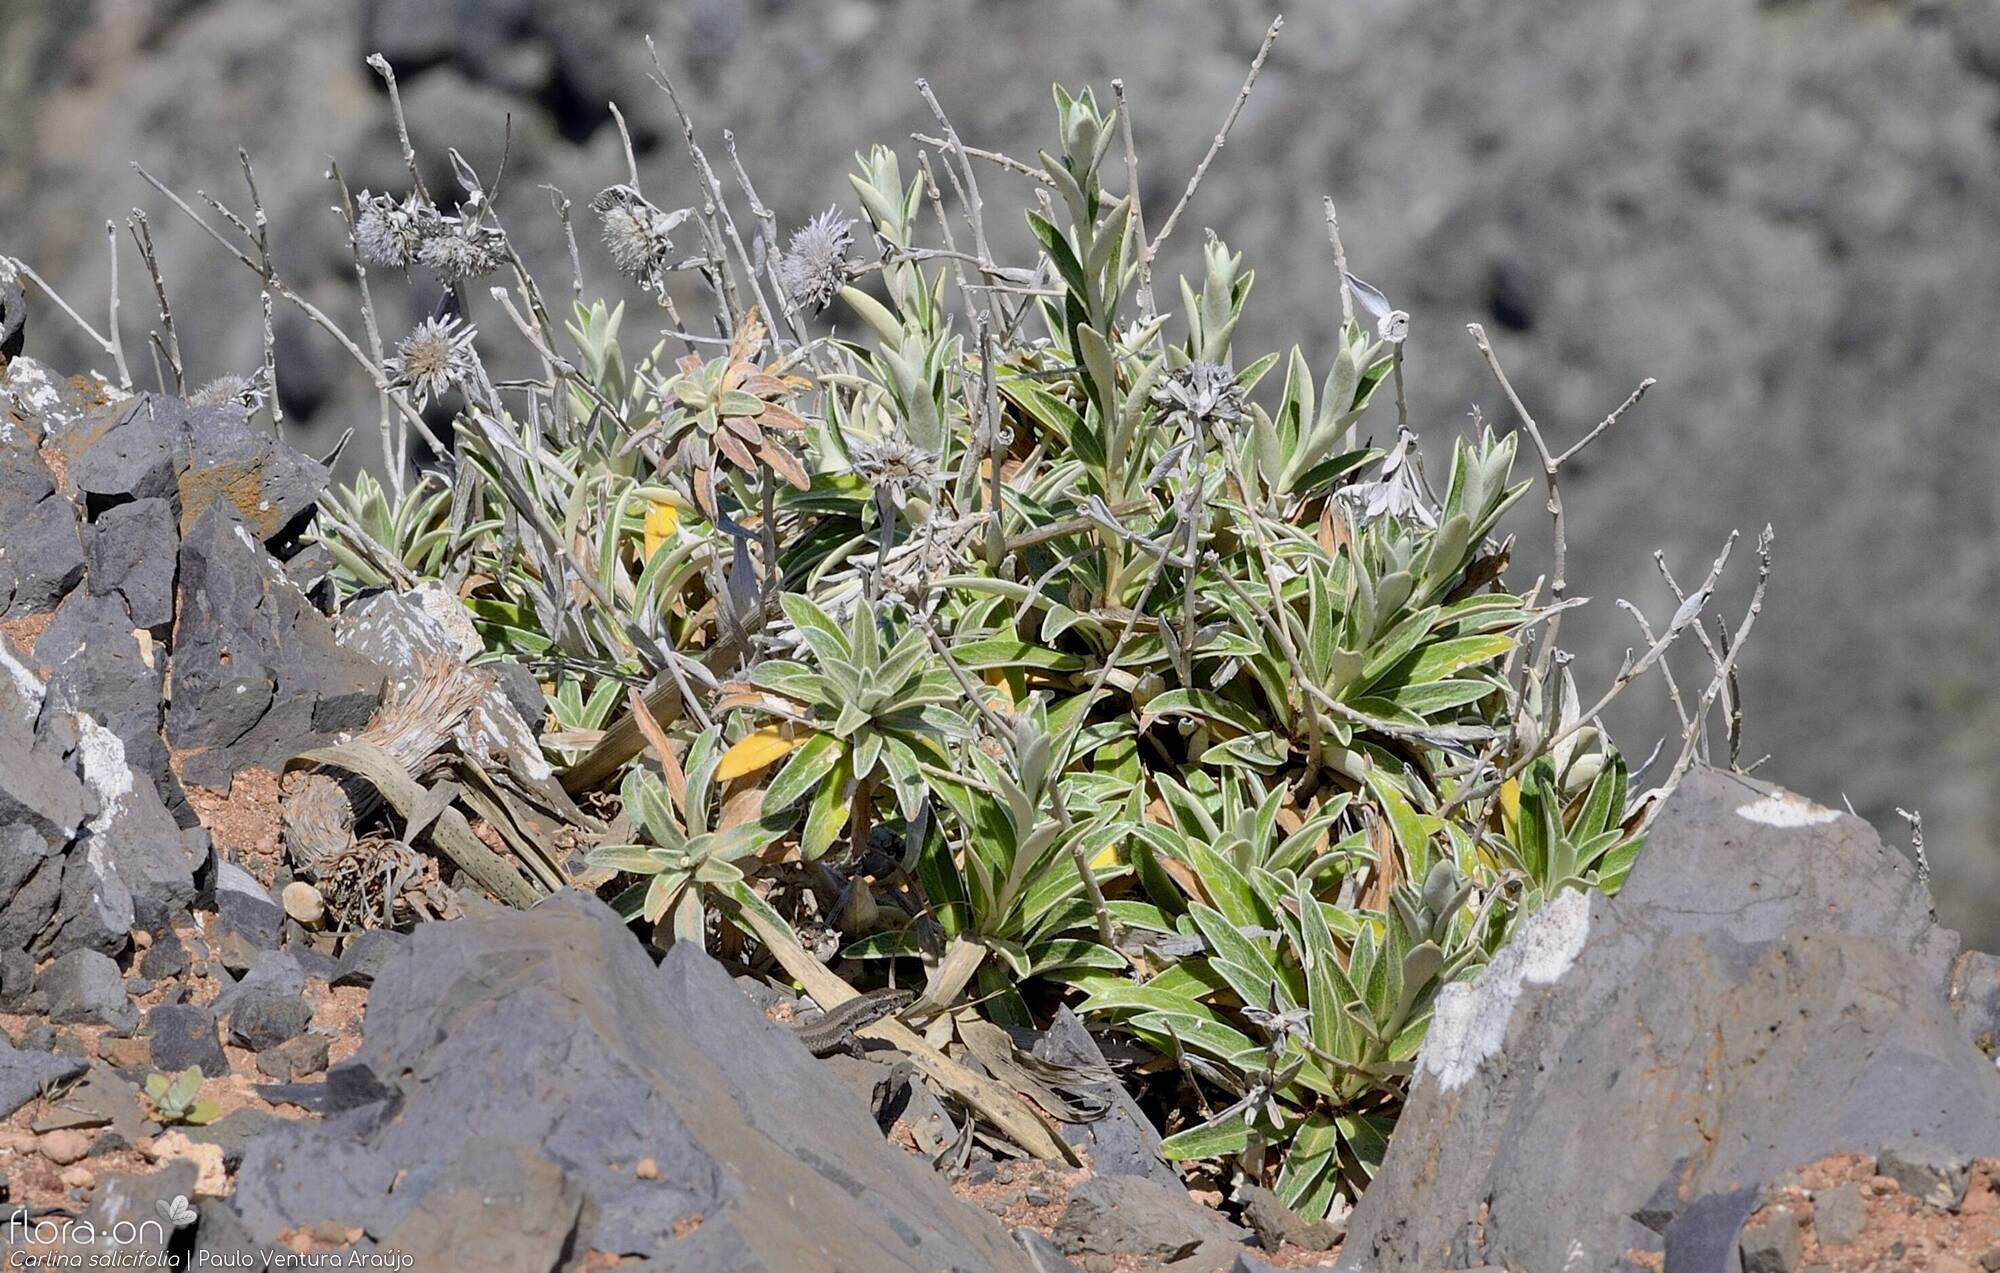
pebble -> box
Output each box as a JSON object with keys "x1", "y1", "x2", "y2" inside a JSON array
[
  {"x1": 38, "y1": 1129, "x2": 90, "y2": 1165},
  {"x1": 635, "y1": 1157, "x2": 659, "y2": 1180},
  {"x1": 148, "y1": 1131, "x2": 228, "y2": 1197}
]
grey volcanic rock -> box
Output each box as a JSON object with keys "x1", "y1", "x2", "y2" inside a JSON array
[
  {"x1": 1337, "y1": 768, "x2": 2000, "y2": 1273},
  {"x1": 67, "y1": 398, "x2": 184, "y2": 511},
  {"x1": 1954, "y1": 950, "x2": 2000, "y2": 1058},
  {"x1": 0, "y1": 727, "x2": 89, "y2": 849},
  {"x1": 378, "y1": 1138, "x2": 585, "y2": 1273},
  {"x1": 167, "y1": 501, "x2": 384, "y2": 789},
  {"x1": 176, "y1": 401, "x2": 331, "y2": 548},
  {"x1": 37, "y1": 949, "x2": 136, "y2": 1031},
  {"x1": 25, "y1": 710, "x2": 198, "y2": 952},
  {"x1": 230, "y1": 890, "x2": 1033, "y2": 1272},
  {"x1": 144, "y1": 1002, "x2": 231, "y2": 1077},
  {"x1": 34, "y1": 589, "x2": 171, "y2": 806},
  {"x1": 82, "y1": 496, "x2": 179, "y2": 630},
  {"x1": 1033, "y1": 1008, "x2": 1180, "y2": 1192},
  {"x1": 0, "y1": 430, "x2": 83, "y2": 620},
  {"x1": 227, "y1": 992, "x2": 312, "y2": 1052},
  {"x1": 1053, "y1": 1175, "x2": 1249, "y2": 1266},
  {"x1": 0, "y1": 1036, "x2": 88, "y2": 1119}
]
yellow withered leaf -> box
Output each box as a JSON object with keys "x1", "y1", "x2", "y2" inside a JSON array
[
  {"x1": 643, "y1": 499, "x2": 680, "y2": 562},
  {"x1": 715, "y1": 727, "x2": 803, "y2": 782},
  {"x1": 1499, "y1": 776, "x2": 1521, "y2": 837}
]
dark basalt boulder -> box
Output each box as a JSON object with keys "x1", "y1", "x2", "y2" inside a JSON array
[
  {"x1": 167, "y1": 501, "x2": 384, "y2": 790},
  {"x1": 0, "y1": 429, "x2": 84, "y2": 620},
  {"x1": 226, "y1": 890, "x2": 1036, "y2": 1273},
  {"x1": 1338, "y1": 768, "x2": 2000, "y2": 1273}
]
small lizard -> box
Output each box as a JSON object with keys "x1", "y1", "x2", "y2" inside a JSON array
[{"x1": 788, "y1": 988, "x2": 914, "y2": 1058}]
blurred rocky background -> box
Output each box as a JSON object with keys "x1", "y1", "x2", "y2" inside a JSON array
[{"x1": 2, "y1": 0, "x2": 1996, "y2": 942}]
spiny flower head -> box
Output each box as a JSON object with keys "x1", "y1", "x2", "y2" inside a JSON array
[
  {"x1": 188, "y1": 373, "x2": 267, "y2": 412},
  {"x1": 592, "y1": 185, "x2": 688, "y2": 292},
  {"x1": 1152, "y1": 360, "x2": 1248, "y2": 429},
  {"x1": 776, "y1": 207, "x2": 854, "y2": 314},
  {"x1": 848, "y1": 432, "x2": 943, "y2": 510},
  {"x1": 352, "y1": 191, "x2": 440, "y2": 269},
  {"x1": 386, "y1": 316, "x2": 478, "y2": 410},
  {"x1": 413, "y1": 216, "x2": 507, "y2": 284}
]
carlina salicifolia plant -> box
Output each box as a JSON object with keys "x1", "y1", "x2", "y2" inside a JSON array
[{"x1": 57, "y1": 15, "x2": 1776, "y2": 1224}]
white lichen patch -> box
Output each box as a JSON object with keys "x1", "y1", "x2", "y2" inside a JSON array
[
  {"x1": 1735, "y1": 791, "x2": 1840, "y2": 827},
  {"x1": 0, "y1": 638, "x2": 46, "y2": 719},
  {"x1": 1419, "y1": 886, "x2": 1593, "y2": 1091},
  {"x1": 75, "y1": 712, "x2": 133, "y2": 834}
]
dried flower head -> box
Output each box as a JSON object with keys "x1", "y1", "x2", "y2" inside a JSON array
[
  {"x1": 776, "y1": 208, "x2": 854, "y2": 314},
  {"x1": 413, "y1": 216, "x2": 506, "y2": 284},
  {"x1": 592, "y1": 186, "x2": 688, "y2": 292},
  {"x1": 1152, "y1": 361, "x2": 1248, "y2": 429},
  {"x1": 352, "y1": 191, "x2": 439, "y2": 269},
  {"x1": 849, "y1": 432, "x2": 943, "y2": 510},
  {"x1": 188, "y1": 373, "x2": 267, "y2": 412},
  {"x1": 386, "y1": 316, "x2": 478, "y2": 410},
  {"x1": 1345, "y1": 429, "x2": 1437, "y2": 528}
]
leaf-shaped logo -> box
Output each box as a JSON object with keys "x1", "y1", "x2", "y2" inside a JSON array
[{"x1": 156, "y1": 1194, "x2": 197, "y2": 1228}]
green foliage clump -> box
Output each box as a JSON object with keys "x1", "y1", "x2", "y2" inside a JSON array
[
  {"x1": 252, "y1": 61, "x2": 1760, "y2": 1219},
  {"x1": 145, "y1": 1067, "x2": 221, "y2": 1127}
]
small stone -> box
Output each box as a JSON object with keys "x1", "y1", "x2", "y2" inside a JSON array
[
  {"x1": 1812, "y1": 1181, "x2": 1867, "y2": 1246},
  {"x1": 1976, "y1": 1245, "x2": 2000, "y2": 1271},
  {"x1": 37, "y1": 949, "x2": 137, "y2": 1031},
  {"x1": 97, "y1": 1036, "x2": 152, "y2": 1071},
  {"x1": 139, "y1": 929, "x2": 189, "y2": 981},
  {"x1": 179, "y1": 1108, "x2": 274, "y2": 1171},
  {"x1": 228, "y1": 991, "x2": 312, "y2": 1052},
  {"x1": 635, "y1": 1157, "x2": 659, "y2": 1180},
  {"x1": 39, "y1": 1129, "x2": 90, "y2": 1165},
  {"x1": 281, "y1": 881, "x2": 324, "y2": 926},
  {"x1": 1739, "y1": 1210, "x2": 1804, "y2": 1273},
  {"x1": 330, "y1": 928, "x2": 404, "y2": 988},
  {"x1": 255, "y1": 1033, "x2": 329, "y2": 1082},
  {"x1": 16, "y1": 1024, "x2": 57, "y2": 1054},
  {"x1": 0, "y1": 948, "x2": 40, "y2": 1013},
  {"x1": 146, "y1": 1129, "x2": 228, "y2": 1196},
  {"x1": 1877, "y1": 1141, "x2": 1973, "y2": 1211},
  {"x1": 144, "y1": 1003, "x2": 229, "y2": 1077}
]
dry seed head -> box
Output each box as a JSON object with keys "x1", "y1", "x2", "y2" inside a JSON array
[
  {"x1": 776, "y1": 208, "x2": 855, "y2": 313},
  {"x1": 353, "y1": 191, "x2": 438, "y2": 269},
  {"x1": 414, "y1": 217, "x2": 506, "y2": 283},
  {"x1": 849, "y1": 432, "x2": 944, "y2": 509},
  {"x1": 387, "y1": 315, "x2": 478, "y2": 410},
  {"x1": 188, "y1": 373, "x2": 267, "y2": 411},
  {"x1": 593, "y1": 185, "x2": 686, "y2": 291}
]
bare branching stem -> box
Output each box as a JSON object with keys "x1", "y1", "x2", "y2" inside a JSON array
[
  {"x1": 126, "y1": 212, "x2": 183, "y2": 394},
  {"x1": 1142, "y1": 16, "x2": 1282, "y2": 296}
]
